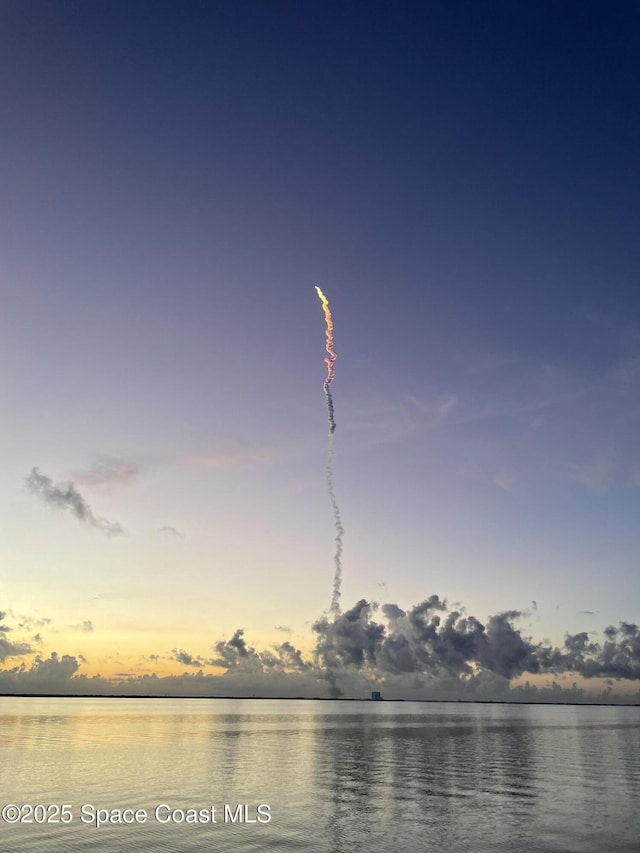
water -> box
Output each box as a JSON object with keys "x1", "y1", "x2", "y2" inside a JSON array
[{"x1": 1, "y1": 697, "x2": 639, "y2": 852}]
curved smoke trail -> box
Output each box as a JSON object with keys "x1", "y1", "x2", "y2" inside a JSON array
[{"x1": 315, "y1": 287, "x2": 343, "y2": 615}]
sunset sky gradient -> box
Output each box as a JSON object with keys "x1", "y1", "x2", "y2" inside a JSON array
[{"x1": 1, "y1": 1, "x2": 639, "y2": 699}]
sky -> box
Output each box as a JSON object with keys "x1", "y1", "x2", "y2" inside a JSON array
[{"x1": 1, "y1": 0, "x2": 640, "y2": 701}]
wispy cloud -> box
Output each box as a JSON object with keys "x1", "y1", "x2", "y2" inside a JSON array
[
  {"x1": 157, "y1": 526, "x2": 185, "y2": 539},
  {"x1": 438, "y1": 330, "x2": 640, "y2": 491},
  {"x1": 68, "y1": 440, "x2": 273, "y2": 493},
  {"x1": 493, "y1": 470, "x2": 515, "y2": 492},
  {"x1": 565, "y1": 457, "x2": 615, "y2": 490},
  {"x1": 14, "y1": 614, "x2": 52, "y2": 631},
  {"x1": 70, "y1": 620, "x2": 94, "y2": 633},
  {"x1": 184, "y1": 441, "x2": 274, "y2": 469},
  {"x1": 338, "y1": 392, "x2": 456, "y2": 449},
  {"x1": 72, "y1": 456, "x2": 144, "y2": 488}
]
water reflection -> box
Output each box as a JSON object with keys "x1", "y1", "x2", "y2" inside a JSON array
[
  {"x1": 1, "y1": 699, "x2": 639, "y2": 853},
  {"x1": 311, "y1": 708, "x2": 543, "y2": 852}
]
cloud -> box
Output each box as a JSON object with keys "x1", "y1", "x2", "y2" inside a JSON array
[
  {"x1": 210, "y1": 629, "x2": 260, "y2": 670},
  {"x1": 73, "y1": 456, "x2": 144, "y2": 488},
  {"x1": 0, "y1": 652, "x2": 83, "y2": 694},
  {"x1": 2, "y1": 597, "x2": 640, "y2": 701},
  {"x1": 566, "y1": 456, "x2": 614, "y2": 490},
  {"x1": 555, "y1": 622, "x2": 640, "y2": 679},
  {"x1": 15, "y1": 615, "x2": 52, "y2": 631},
  {"x1": 260, "y1": 641, "x2": 309, "y2": 672},
  {"x1": 493, "y1": 470, "x2": 514, "y2": 491},
  {"x1": 168, "y1": 630, "x2": 311, "y2": 679},
  {"x1": 185, "y1": 442, "x2": 273, "y2": 469},
  {"x1": 313, "y1": 600, "x2": 386, "y2": 674},
  {"x1": 170, "y1": 633, "x2": 310, "y2": 677},
  {"x1": 172, "y1": 649, "x2": 204, "y2": 668},
  {"x1": 408, "y1": 393, "x2": 458, "y2": 421},
  {"x1": 443, "y1": 334, "x2": 640, "y2": 493},
  {"x1": 0, "y1": 611, "x2": 32, "y2": 661},
  {"x1": 31, "y1": 652, "x2": 80, "y2": 679},
  {"x1": 26, "y1": 467, "x2": 126, "y2": 536},
  {"x1": 274, "y1": 625, "x2": 292, "y2": 634},
  {"x1": 74, "y1": 440, "x2": 274, "y2": 484},
  {"x1": 313, "y1": 596, "x2": 640, "y2": 695},
  {"x1": 381, "y1": 603, "x2": 405, "y2": 621},
  {"x1": 157, "y1": 526, "x2": 185, "y2": 539},
  {"x1": 340, "y1": 397, "x2": 418, "y2": 446},
  {"x1": 71, "y1": 620, "x2": 94, "y2": 633}
]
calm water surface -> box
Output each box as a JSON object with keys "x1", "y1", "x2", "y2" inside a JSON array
[{"x1": 1, "y1": 697, "x2": 639, "y2": 852}]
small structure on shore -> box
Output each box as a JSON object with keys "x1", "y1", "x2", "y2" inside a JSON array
[{"x1": 371, "y1": 691, "x2": 383, "y2": 701}]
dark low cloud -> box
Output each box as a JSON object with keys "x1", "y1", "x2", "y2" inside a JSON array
[
  {"x1": 36, "y1": 652, "x2": 80, "y2": 678},
  {"x1": 314, "y1": 600, "x2": 386, "y2": 670},
  {"x1": 313, "y1": 597, "x2": 640, "y2": 697},
  {"x1": 170, "y1": 633, "x2": 311, "y2": 677},
  {"x1": 26, "y1": 467, "x2": 125, "y2": 536},
  {"x1": 260, "y1": 641, "x2": 310, "y2": 672},
  {"x1": 2, "y1": 599, "x2": 640, "y2": 701},
  {"x1": 172, "y1": 649, "x2": 204, "y2": 668},
  {"x1": 0, "y1": 611, "x2": 32, "y2": 662},
  {"x1": 22, "y1": 652, "x2": 79, "y2": 680},
  {"x1": 210, "y1": 629, "x2": 259, "y2": 670},
  {"x1": 274, "y1": 641, "x2": 308, "y2": 670},
  {"x1": 554, "y1": 622, "x2": 640, "y2": 679}
]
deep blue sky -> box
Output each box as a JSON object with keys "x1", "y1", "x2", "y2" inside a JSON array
[
  {"x1": 4, "y1": 2, "x2": 640, "y2": 369},
  {"x1": 1, "y1": 1, "x2": 639, "y2": 694}
]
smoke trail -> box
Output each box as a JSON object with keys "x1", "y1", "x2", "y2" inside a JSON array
[
  {"x1": 327, "y1": 432, "x2": 344, "y2": 614},
  {"x1": 315, "y1": 286, "x2": 337, "y2": 434},
  {"x1": 316, "y1": 287, "x2": 343, "y2": 614}
]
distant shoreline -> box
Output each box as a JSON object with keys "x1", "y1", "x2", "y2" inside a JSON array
[{"x1": 1, "y1": 694, "x2": 638, "y2": 707}]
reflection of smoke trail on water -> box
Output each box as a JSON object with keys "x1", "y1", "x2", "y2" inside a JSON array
[{"x1": 315, "y1": 287, "x2": 342, "y2": 614}]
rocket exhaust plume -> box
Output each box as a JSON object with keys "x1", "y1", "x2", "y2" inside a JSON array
[
  {"x1": 315, "y1": 286, "x2": 337, "y2": 434},
  {"x1": 316, "y1": 287, "x2": 343, "y2": 615},
  {"x1": 327, "y1": 432, "x2": 344, "y2": 614}
]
